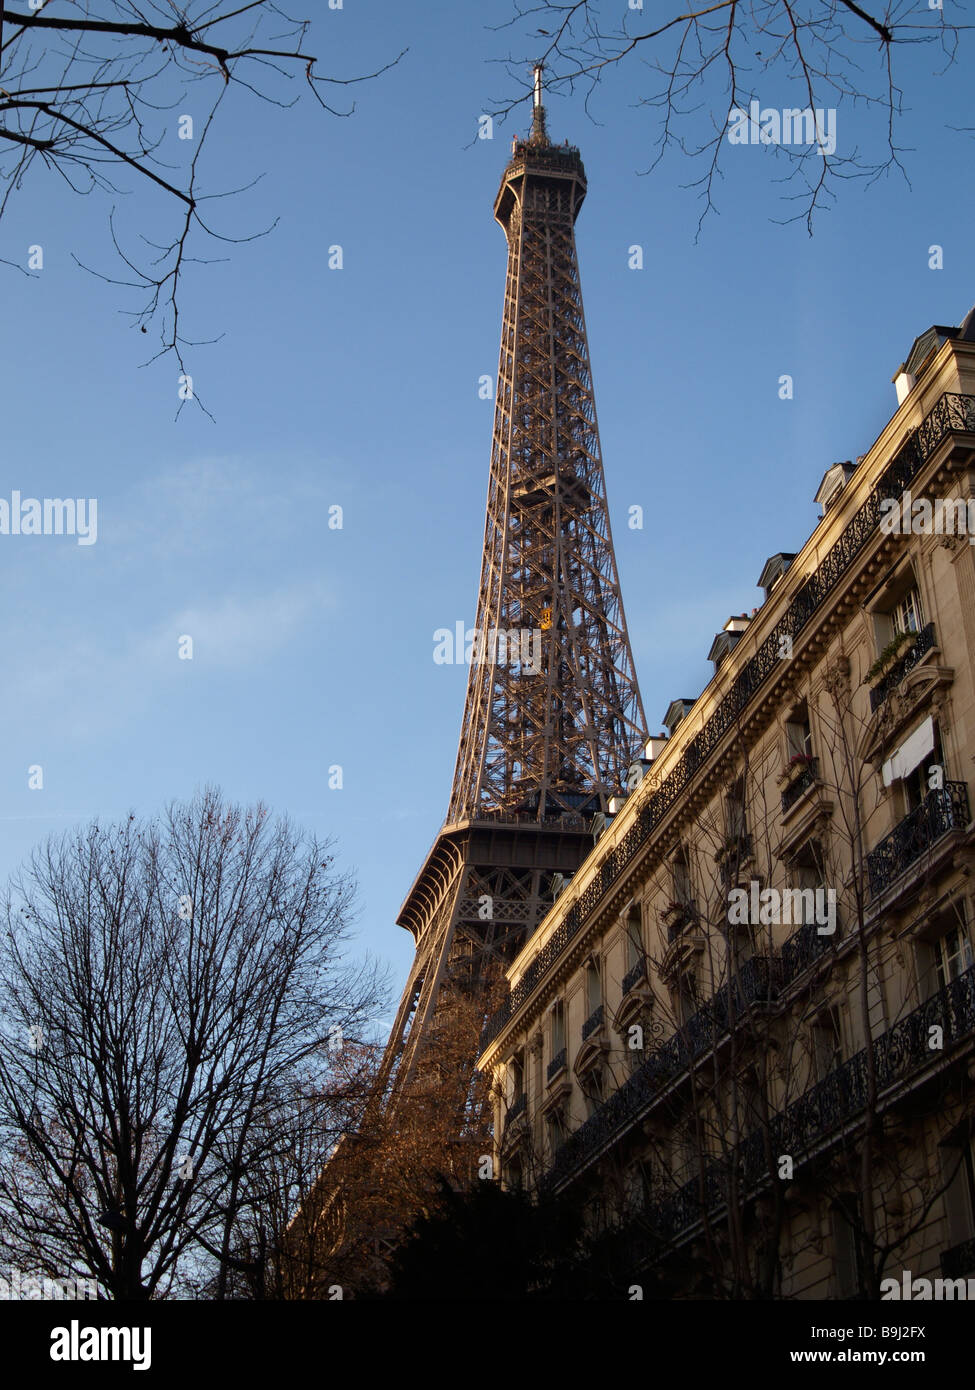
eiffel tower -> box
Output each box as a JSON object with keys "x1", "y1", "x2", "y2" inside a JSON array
[{"x1": 379, "y1": 68, "x2": 647, "y2": 1101}]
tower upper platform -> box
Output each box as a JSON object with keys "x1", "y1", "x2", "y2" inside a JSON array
[{"x1": 494, "y1": 76, "x2": 587, "y2": 230}]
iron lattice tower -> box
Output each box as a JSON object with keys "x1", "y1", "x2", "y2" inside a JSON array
[{"x1": 380, "y1": 71, "x2": 647, "y2": 1100}]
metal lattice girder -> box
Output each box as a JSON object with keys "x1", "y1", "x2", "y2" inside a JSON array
[
  {"x1": 448, "y1": 127, "x2": 646, "y2": 825},
  {"x1": 379, "y1": 80, "x2": 647, "y2": 1103}
]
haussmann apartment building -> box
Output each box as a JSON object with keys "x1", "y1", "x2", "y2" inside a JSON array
[{"x1": 478, "y1": 307, "x2": 975, "y2": 1300}]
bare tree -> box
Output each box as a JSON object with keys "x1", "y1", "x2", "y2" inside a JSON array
[
  {"x1": 495, "y1": 1, "x2": 963, "y2": 230},
  {"x1": 0, "y1": 786, "x2": 387, "y2": 1299},
  {"x1": 205, "y1": 1041, "x2": 384, "y2": 1300},
  {"x1": 0, "y1": 2, "x2": 402, "y2": 382}
]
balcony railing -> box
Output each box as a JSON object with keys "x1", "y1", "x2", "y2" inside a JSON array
[
  {"x1": 507, "y1": 1092, "x2": 527, "y2": 1122},
  {"x1": 546, "y1": 1048, "x2": 567, "y2": 1083},
  {"x1": 941, "y1": 1237, "x2": 975, "y2": 1280},
  {"x1": 781, "y1": 758, "x2": 818, "y2": 814},
  {"x1": 869, "y1": 622, "x2": 937, "y2": 712},
  {"x1": 866, "y1": 782, "x2": 969, "y2": 898},
  {"x1": 622, "y1": 961, "x2": 646, "y2": 994},
  {"x1": 582, "y1": 1004, "x2": 604, "y2": 1041},
  {"x1": 663, "y1": 899, "x2": 697, "y2": 942},
  {"x1": 643, "y1": 962, "x2": 975, "y2": 1248},
  {"x1": 718, "y1": 836, "x2": 752, "y2": 888},
  {"x1": 542, "y1": 957, "x2": 776, "y2": 1190},
  {"x1": 479, "y1": 393, "x2": 975, "y2": 1053},
  {"x1": 543, "y1": 960, "x2": 975, "y2": 1211},
  {"x1": 779, "y1": 920, "x2": 835, "y2": 988}
]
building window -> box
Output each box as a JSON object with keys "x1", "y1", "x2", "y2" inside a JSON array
[
  {"x1": 625, "y1": 911, "x2": 644, "y2": 975},
  {"x1": 503, "y1": 1154, "x2": 524, "y2": 1191},
  {"x1": 936, "y1": 924, "x2": 974, "y2": 990},
  {"x1": 902, "y1": 722, "x2": 945, "y2": 814},
  {"x1": 546, "y1": 1106, "x2": 567, "y2": 1157},
  {"x1": 916, "y1": 909, "x2": 974, "y2": 1001},
  {"x1": 789, "y1": 840, "x2": 828, "y2": 928},
  {"x1": 727, "y1": 778, "x2": 748, "y2": 843},
  {"x1": 624, "y1": 1006, "x2": 653, "y2": 1074},
  {"x1": 831, "y1": 1195, "x2": 863, "y2": 1299},
  {"x1": 675, "y1": 968, "x2": 698, "y2": 1027},
  {"x1": 580, "y1": 1064, "x2": 603, "y2": 1119},
  {"x1": 892, "y1": 587, "x2": 923, "y2": 637},
  {"x1": 786, "y1": 702, "x2": 813, "y2": 761},
  {"x1": 873, "y1": 574, "x2": 924, "y2": 652},
  {"x1": 941, "y1": 1132, "x2": 975, "y2": 1247},
  {"x1": 586, "y1": 958, "x2": 602, "y2": 1015},
  {"x1": 672, "y1": 847, "x2": 693, "y2": 906},
  {"x1": 550, "y1": 999, "x2": 565, "y2": 1058},
  {"x1": 625, "y1": 1160, "x2": 652, "y2": 1214},
  {"x1": 509, "y1": 1050, "x2": 525, "y2": 1108},
  {"x1": 811, "y1": 1006, "x2": 844, "y2": 1082},
  {"x1": 673, "y1": 1115, "x2": 703, "y2": 1186}
]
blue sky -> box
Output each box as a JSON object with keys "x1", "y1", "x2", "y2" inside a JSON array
[{"x1": 2, "y1": 1, "x2": 973, "y2": 1026}]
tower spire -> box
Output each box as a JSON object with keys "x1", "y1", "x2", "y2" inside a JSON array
[{"x1": 531, "y1": 62, "x2": 548, "y2": 144}]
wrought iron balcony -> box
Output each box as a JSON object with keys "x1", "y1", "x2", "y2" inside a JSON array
[
  {"x1": 546, "y1": 1047, "x2": 567, "y2": 1083},
  {"x1": 545, "y1": 959, "x2": 975, "y2": 1217},
  {"x1": 869, "y1": 622, "x2": 936, "y2": 712},
  {"x1": 479, "y1": 393, "x2": 975, "y2": 1054},
  {"x1": 542, "y1": 957, "x2": 776, "y2": 1190},
  {"x1": 582, "y1": 1004, "x2": 604, "y2": 1041},
  {"x1": 663, "y1": 899, "x2": 698, "y2": 942},
  {"x1": 643, "y1": 962, "x2": 975, "y2": 1248},
  {"x1": 507, "y1": 1092, "x2": 527, "y2": 1122},
  {"x1": 779, "y1": 920, "x2": 835, "y2": 988},
  {"x1": 866, "y1": 781, "x2": 969, "y2": 898},
  {"x1": 622, "y1": 961, "x2": 645, "y2": 994},
  {"x1": 718, "y1": 836, "x2": 752, "y2": 888},
  {"x1": 781, "y1": 758, "x2": 818, "y2": 814},
  {"x1": 941, "y1": 1237, "x2": 975, "y2": 1280}
]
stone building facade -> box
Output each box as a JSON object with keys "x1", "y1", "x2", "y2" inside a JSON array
[{"x1": 478, "y1": 310, "x2": 975, "y2": 1299}]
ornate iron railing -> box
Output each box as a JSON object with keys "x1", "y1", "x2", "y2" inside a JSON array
[
  {"x1": 781, "y1": 758, "x2": 819, "y2": 814},
  {"x1": 869, "y1": 622, "x2": 937, "y2": 712},
  {"x1": 941, "y1": 1237, "x2": 975, "y2": 1280},
  {"x1": 640, "y1": 963, "x2": 975, "y2": 1247},
  {"x1": 866, "y1": 782, "x2": 970, "y2": 898},
  {"x1": 622, "y1": 961, "x2": 646, "y2": 994},
  {"x1": 582, "y1": 1004, "x2": 604, "y2": 1041},
  {"x1": 719, "y1": 835, "x2": 752, "y2": 888},
  {"x1": 664, "y1": 899, "x2": 698, "y2": 942},
  {"x1": 506, "y1": 1092, "x2": 527, "y2": 1123},
  {"x1": 467, "y1": 811, "x2": 589, "y2": 832},
  {"x1": 778, "y1": 921, "x2": 835, "y2": 989},
  {"x1": 546, "y1": 1047, "x2": 567, "y2": 1083},
  {"x1": 479, "y1": 393, "x2": 975, "y2": 1052},
  {"x1": 544, "y1": 961, "x2": 975, "y2": 1207},
  {"x1": 542, "y1": 956, "x2": 776, "y2": 1190}
]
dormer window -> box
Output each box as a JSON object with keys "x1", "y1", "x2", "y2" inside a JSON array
[
  {"x1": 708, "y1": 615, "x2": 750, "y2": 672},
  {"x1": 815, "y1": 461, "x2": 857, "y2": 517},
  {"x1": 663, "y1": 698, "x2": 695, "y2": 736},
  {"x1": 757, "y1": 553, "x2": 797, "y2": 601}
]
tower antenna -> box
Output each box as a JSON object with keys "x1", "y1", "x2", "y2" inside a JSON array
[{"x1": 531, "y1": 61, "x2": 548, "y2": 143}]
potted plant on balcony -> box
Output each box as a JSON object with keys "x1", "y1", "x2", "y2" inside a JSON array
[
  {"x1": 714, "y1": 834, "x2": 748, "y2": 863},
  {"x1": 662, "y1": 898, "x2": 695, "y2": 931},
  {"x1": 780, "y1": 750, "x2": 817, "y2": 787},
  {"x1": 865, "y1": 630, "x2": 916, "y2": 685}
]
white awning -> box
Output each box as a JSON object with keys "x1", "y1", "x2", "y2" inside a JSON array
[{"x1": 882, "y1": 715, "x2": 935, "y2": 786}]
